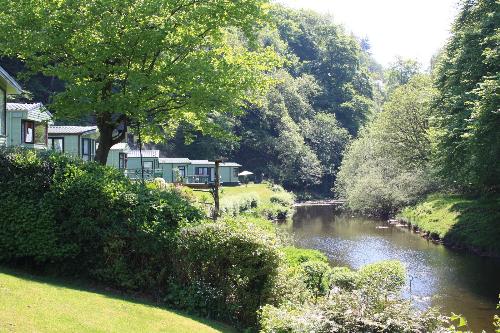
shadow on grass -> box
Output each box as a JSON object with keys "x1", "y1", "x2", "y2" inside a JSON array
[
  {"x1": 0, "y1": 265, "x2": 236, "y2": 333},
  {"x1": 444, "y1": 196, "x2": 500, "y2": 256}
]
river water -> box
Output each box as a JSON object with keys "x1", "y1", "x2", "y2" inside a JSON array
[{"x1": 287, "y1": 205, "x2": 500, "y2": 332}]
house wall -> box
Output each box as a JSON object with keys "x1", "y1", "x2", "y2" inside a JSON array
[
  {"x1": 160, "y1": 163, "x2": 190, "y2": 182},
  {"x1": 7, "y1": 110, "x2": 47, "y2": 149},
  {"x1": 219, "y1": 166, "x2": 240, "y2": 185},
  {"x1": 48, "y1": 132, "x2": 97, "y2": 159},
  {"x1": 127, "y1": 156, "x2": 159, "y2": 170},
  {"x1": 187, "y1": 164, "x2": 215, "y2": 181}
]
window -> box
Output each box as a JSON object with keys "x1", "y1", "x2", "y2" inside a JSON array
[
  {"x1": 177, "y1": 166, "x2": 186, "y2": 177},
  {"x1": 0, "y1": 88, "x2": 5, "y2": 136},
  {"x1": 34, "y1": 123, "x2": 47, "y2": 145},
  {"x1": 119, "y1": 153, "x2": 127, "y2": 169},
  {"x1": 195, "y1": 167, "x2": 211, "y2": 180},
  {"x1": 22, "y1": 120, "x2": 34, "y2": 143},
  {"x1": 233, "y1": 168, "x2": 239, "y2": 177},
  {"x1": 49, "y1": 137, "x2": 64, "y2": 152},
  {"x1": 82, "y1": 138, "x2": 95, "y2": 161},
  {"x1": 143, "y1": 161, "x2": 153, "y2": 169}
]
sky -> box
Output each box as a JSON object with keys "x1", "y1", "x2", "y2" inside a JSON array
[{"x1": 277, "y1": 0, "x2": 460, "y2": 68}]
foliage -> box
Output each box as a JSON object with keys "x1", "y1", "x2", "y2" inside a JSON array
[
  {"x1": 384, "y1": 57, "x2": 421, "y2": 95},
  {"x1": 167, "y1": 222, "x2": 282, "y2": 328},
  {"x1": 0, "y1": 0, "x2": 280, "y2": 163},
  {"x1": 432, "y1": 0, "x2": 500, "y2": 193},
  {"x1": 281, "y1": 246, "x2": 328, "y2": 267},
  {"x1": 220, "y1": 193, "x2": 259, "y2": 216},
  {"x1": 298, "y1": 261, "x2": 332, "y2": 299},
  {"x1": 400, "y1": 193, "x2": 500, "y2": 256},
  {"x1": 335, "y1": 75, "x2": 437, "y2": 215},
  {"x1": 260, "y1": 260, "x2": 447, "y2": 333}
]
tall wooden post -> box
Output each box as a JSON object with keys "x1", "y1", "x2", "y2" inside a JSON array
[{"x1": 213, "y1": 159, "x2": 222, "y2": 220}]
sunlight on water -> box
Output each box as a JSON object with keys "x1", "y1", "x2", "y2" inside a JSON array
[{"x1": 288, "y1": 205, "x2": 500, "y2": 332}]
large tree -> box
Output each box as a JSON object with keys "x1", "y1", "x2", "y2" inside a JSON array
[
  {"x1": 0, "y1": 0, "x2": 279, "y2": 163},
  {"x1": 433, "y1": 0, "x2": 500, "y2": 192}
]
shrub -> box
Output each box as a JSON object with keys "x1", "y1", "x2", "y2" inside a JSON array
[
  {"x1": 282, "y1": 246, "x2": 328, "y2": 267},
  {"x1": 298, "y1": 261, "x2": 332, "y2": 299},
  {"x1": 220, "y1": 193, "x2": 259, "y2": 216},
  {"x1": 167, "y1": 223, "x2": 282, "y2": 328},
  {"x1": 357, "y1": 260, "x2": 406, "y2": 293},
  {"x1": 270, "y1": 191, "x2": 295, "y2": 207},
  {"x1": 0, "y1": 147, "x2": 203, "y2": 290},
  {"x1": 329, "y1": 267, "x2": 358, "y2": 291}
]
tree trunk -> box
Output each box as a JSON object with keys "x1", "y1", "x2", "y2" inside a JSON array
[{"x1": 95, "y1": 112, "x2": 127, "y2": 165}]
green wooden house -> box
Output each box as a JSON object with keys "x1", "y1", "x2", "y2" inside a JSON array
[
  {"x1": 126, "y1": 150, "x2": 162, "y2": 179},
  {"x1": 159, "y1": 158, "x2": 191, "y2": 183},
  {"x1": 106, "y1": 142, "x2": 130, "y2": 170},
  {"x1": 47, "y1": 126, "x2": 98, "y2": 161},
  {"x1": 6, "y1": 103, "x2": 52, "y2": 149},
  {"x1": 0, "y1": 67, "x2": 22, "y2": 147}
]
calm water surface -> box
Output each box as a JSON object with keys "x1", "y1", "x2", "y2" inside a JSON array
[{"x1": 288, "y1": 205, "x2": 500, "y2": 332}]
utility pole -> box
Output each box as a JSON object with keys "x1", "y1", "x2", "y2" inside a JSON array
[
  {"x1": 213, "y1": 159, "x2": 222, "y2": 220},
  {"x1": 137, "y1": 122, "x2": 144, "y2": 183}
]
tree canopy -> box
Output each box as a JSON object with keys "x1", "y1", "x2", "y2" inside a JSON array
[{"x1": 0, "y1": 0, "x2": 280, "y2": 163}]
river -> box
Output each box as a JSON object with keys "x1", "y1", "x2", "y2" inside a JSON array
[{"x1": 287, "y1": 205, "x2": 500, "y2": 332}]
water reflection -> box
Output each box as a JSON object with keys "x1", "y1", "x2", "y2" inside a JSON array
[{"x1": 289, "y1": 205, "x2": 500, "y2": 332}]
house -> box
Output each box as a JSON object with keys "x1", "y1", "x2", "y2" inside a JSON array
[
  {"x1": 0, "y1": 66, "x2": 22, "y2": 146},
  {"x1": 47, "y1": 126, "x2": 99, "y2": 161},
  {"x1": 126, "y1": 150, "x2": 162, "y2": 179},
  {"x1": 219, "y1": 162, "x2": 242, "y2": 185},
  {"x1": 159, "y1": 158, "x2": 191, "y2": 182},
  {"x1": 6, "y1": 103, "x2": 52, "y2": 149},
  {"x1": 106, "y1": 142, "x2": 130, "y2": 170}
]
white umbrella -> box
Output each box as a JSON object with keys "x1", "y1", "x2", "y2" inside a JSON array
[{"x1": 238, "y1": 170, "x2": 253, "y2": 176}]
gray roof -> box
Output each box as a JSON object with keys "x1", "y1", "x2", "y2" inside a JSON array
[
  {"x1": 0, "y1": 66, "x2": 22, "y2": 94},
  {"x1": 110, "y1": 142, "x2": 130, "y2": 151},
  {"x1": 128, "y1": 150, "x2": 160, "y2": 158},
  {"x1": 7, "y1": 103, "x2": 52, "y2": 122},
  {"x1": 48, "y1": 125, "x2": 97, "y2": 135},
  {"x1": 159, "y1": 158, "x2": 191, "y2": 164},
  {"x1": 221, "y1": 162, "x2": 241, "y2": 167},
  {"x1": 190, "y1": 160, "x2": 215, "y2": 165}
]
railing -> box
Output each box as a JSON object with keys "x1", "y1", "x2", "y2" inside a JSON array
[
  {"x1": 124, "y1": 168, "x2": 163, "y2": 180},
  {"x1": 185, "y1": 175, "x2": 211, "y2": 184}
]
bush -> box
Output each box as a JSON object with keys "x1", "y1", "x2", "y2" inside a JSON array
[
  {"x1": 0, "y1": 147, "x2": 203, "y2": 289},
  {"x1": 167, "y1": 223, "x2": 282, "y2": 328},
  {"x1": 298, "y1": 261, "x2": 332, "y2": 299},
  {"x1": 329, "y1": 267, "x2": 358, "y2": 291},
  {"x1": 270, "y1": 192, "x2": 295, "y2": 207},
  {"x1": 282, "y1": 246, "x2": 328, "y2": 267},
  {"x1": 220, "y1": 193, "x2": 259, "y2": 216}
]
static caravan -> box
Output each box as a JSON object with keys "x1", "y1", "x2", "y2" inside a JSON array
[
  {"x1": 106, "y1": 142, "x2": 130, "y2": 170},
  {"x1": 159, "y1": 158, "x2": 191, "y2": 183},
  {"x1": 47, "y1": 126, "x2": 98, "y2": 161},
  {"x1": 219, "y1": 162, "x2": 241, "y2": 185},
  {"x1": 126, "y1": 150, "x2": 162, "y2": 179},
  {"x1": 6, "y1": 103, "x2": 52, "y2": 149},
  {"x1": 187, "y1": 160, "x2": 215, "y2": 184},
  {"x1": 0, "y1": 67, "x2": 22, "y2": 147}
]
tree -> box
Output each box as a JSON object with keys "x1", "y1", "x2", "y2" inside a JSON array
[
  {"x1": 0, "y1": 0, "x2": 279, "y2": 164},
  {"x1": 384, "y1": 57, "x2": 421, "y2": 94},
  {"x1": 335, "y1": 75, "x2": 437, "y2": 215},
  {"x1": 432, "y1": 0, "x2": 500, "y2": 192}
]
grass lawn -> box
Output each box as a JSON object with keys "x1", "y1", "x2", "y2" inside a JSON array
[
  {"x1": 193, "y1": 183, "x2": 278, "y2": 205},
  {"x1": 0, "y1": 268, "x2": 235, "y2": 333},
  {"x1": 399, "y1": 194, "x2": 500, "y2": 256}
]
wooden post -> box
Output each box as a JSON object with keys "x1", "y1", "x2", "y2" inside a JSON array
[{"x1": 213, "y1": 159, "x2": 222, "y2": 220}]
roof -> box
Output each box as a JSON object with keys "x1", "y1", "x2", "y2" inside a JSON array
[
  {"x1": 190, "y1": 160, "x2": 215, "y2": 165},
  {"x1": 159, "y1": 158, "x2": 191, "y2": 164},
  {"x1": 48, "y1": 125, "x2": 97, "y2": 135},
  {"x1": 128, "y1": 150, "x2": 160, "y2": 158},
  {"x1": 110, "y1": 142, "x2": 130, "y2": 151},
  {"x1": 7, "y1": 103, "x2": 52, "y2": 122},
  {"x1": 221, "y1": 162, "x2": 242, "y2": 167},
  {"x1": 0, "y1": 66, "x2": 22, "y2": 94}
]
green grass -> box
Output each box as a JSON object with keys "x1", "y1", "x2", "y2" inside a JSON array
[
  {"x1": 0, "y1": 268, "x2": 235, "y2": 333},
  {"x1": 193, "y1": 183, "x2": 278, "y2": 205},
  {"x1": 399, "y1": 194, "x2": 500, "y2": 255}
]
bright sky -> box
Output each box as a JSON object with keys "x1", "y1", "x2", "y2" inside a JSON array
[{"x1": 277, "y1": 0, "x2": 460, "y2": 68}]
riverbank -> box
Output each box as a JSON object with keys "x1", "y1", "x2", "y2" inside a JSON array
[{"x1": 399, "y1": 194, "x2": 500, "y2": 257}]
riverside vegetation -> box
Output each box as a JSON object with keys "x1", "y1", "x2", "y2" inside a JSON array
[
  {"x1": 0, "y1": 147, "x2": 451, "y2": 332},
  {"x1": 335, "y1": 0, "x2": 499, "y2": 257}
]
